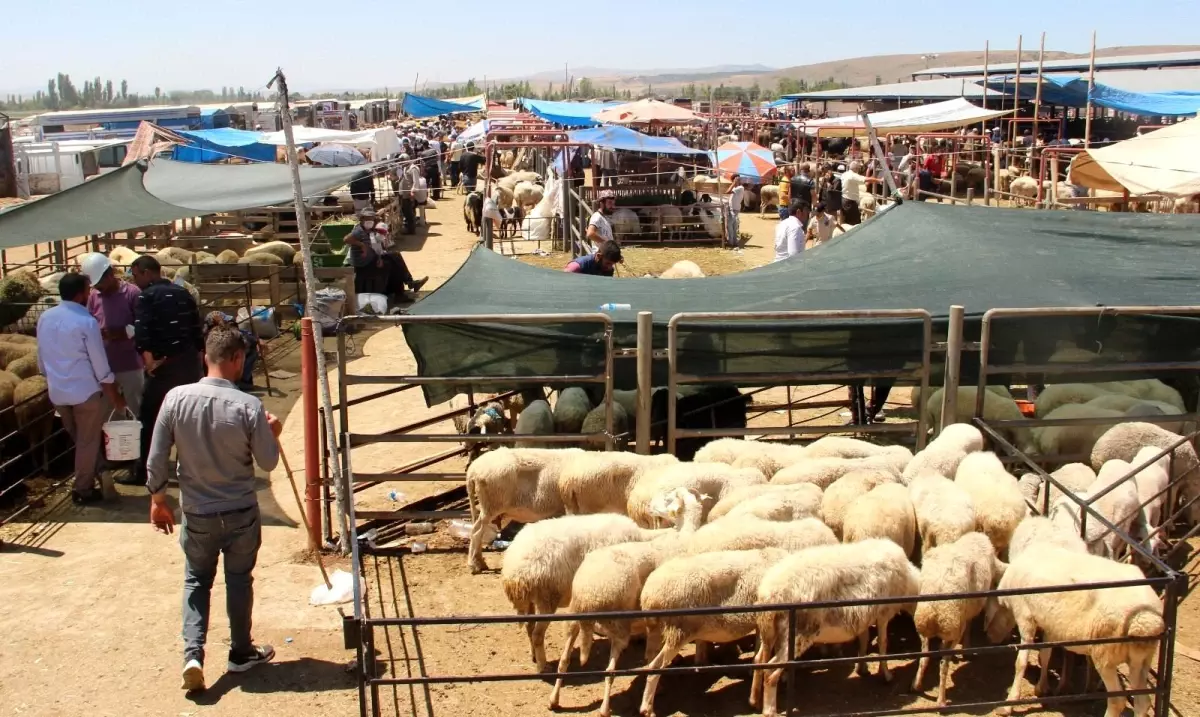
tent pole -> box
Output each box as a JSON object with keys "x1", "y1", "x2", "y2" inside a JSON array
[
  {"x1": 1033, "y1": 32, "x2": 1046, "y2": 144},
  {"x1": 861, "y1": 113, "x2": 899, "y2": 200},
  {"x1": 981, "y1": 40, "x2": 989, "y2": 136},
  {"x1": 1012, "y1": 35, "x2": 1023, "y2": 146},
  {"x1": 1084, "y1": 30, "x2": 1097, "y2": 148},
  {"x1": 635, "y1": 311, "x2": 653, "y2": 455},
  {"x1": 269, "y1": 67, "x2": 351, "y2": 554}
]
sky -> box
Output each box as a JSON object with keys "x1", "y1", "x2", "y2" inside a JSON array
[{"x1": 5, "y1": 0, "x2": 1200, "y2": 95}]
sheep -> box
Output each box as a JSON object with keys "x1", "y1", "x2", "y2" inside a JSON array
[
  {"x1": 1049, "y1": 459, "x2": 1149, "y2": 559},
  {"x1": 1034, "y1": 383, "x2": 1117, "y2": 418},
  {"x1": 695, "y1": 204, "x2": 723, "y2": 238},
  {"x1": 1084, "y1": 393, "x2": 1184, "y2": 427},
  {"x1": 909, "y1": 472, "x2": 977, "y2": 556},
  {"x1": 1091, "y1": 422, "x2": 1200, "y2": 522},
  {"x1": 1129, "y1": 445, "x2": 1171, "y2": 545},
  {"x1": 463, "y1": 446, "x2": 584, "y2": 573},
  {"x1": 579, "y1": 401, "x2": 629, "y2": 448},
  {"x1": 1017, "y1": 462, "x2": 1097, "y2": 513},
  {"x1": 216, "y1": 249, "x2": 241, "y2": 264},
  {"x1": 155, "y1": 246, "x2": 194, "y2": 265},
  {"x1": 753, "y1": 540, "x2": 922, "y2": 716},
  {"x1": 5, "y1": 351, "x2": 39, "y2": 379},
  {"x1": 609, "y1": 207, "x2": 641, "y2": 241},
  {"x1": 653, "y1": 204, "x2": 684, "y2": 241},
  {"x1": 0, "y1": 342, "x2": 36, "y2": 370},
  {"x1": 909, "y1": 384, "x2": 1011, "y2": 412},
  {"x1": 627, "y1": 462, "x2": 767, "y2": 527},
  {"x1": 1099, "y1": 379, "x2": 1186, "y2": 412},
  {"x1": 924, "y1": 386, "x2": 1032, "y2": 453},
  {"x1": 773, "y1": 455, "x2": 901, "y2": 490},
  {"x1": 758, "y1": 184, "x2": 780, "y2": 215},
  {"x1": 955, "y1": 452, "x2": 1028, "y2": 555},
  {"x1": 237, "y1": 252, "x2": 284, "y2": 266},
  {"x1": 658, "y1": 260, "x2": 704, "y2": 279},
  {"x1": 804, "y1": 435, "x2": 913, "y2": 464},
  {"x1": 1008, "y1": 515, "x2": 1088, "y2": 560},
  {"x1": 0, "y1": 334, "x2": 37, "y2": 346},
  {"x1": 512, "y1": 181, "x2": 544, "y2": 208},
  {"x1": 511, "y1": 398, "x2": 556, "y2": 449},
  {"x1": 556, "y1": 451, "x2": 679, "y2": 515},
  {"x1": 501, "y1": 512, "x2": 666, "y2": 669},
  {"x1": 687, "y1": 515, "x2": 837, "y2": 554},
  {"x1": 638, "y1": 548, "x2": 789, "y2": 717},
  {"x1": 903, "y1": 423, "x2": 984, "y2": 482},
  {"x1": 1009, "y1": 175, "x2": 1038, "y2": 206},
  {"x1": 1032, "y1": 403, "x2": 1124, "y2": 460},
  {"x1": 13, "y1": 375, "x2": 52, "y2": 475},
  {"x1": 107, "y1": 246, "x2": 141, "y2": 267},
  {"x1": 193, "y1": 250, "x2": 216, "y2": 263},
  {"x1": 821, "y1": 468, "x2": 901, "y2": 538},
  {"x1": 552, "y1": 387, "x2": 592, "y2": 435},
  {"x1": 706, "y1": 482, "x2": 823, "y2": 523},
  {"x1": 842, "y1": 482, "x2": 917, "y2": 557},
  {"x1": 984, "y1": 547, "x2": 1163, "y2": 717},
  {"x1": 0, "y1": 369, "x2": 19, "y2": 433},
  {"x1": 547, "y1": 488, "x2": 704, "y2": 714},
  {"x1": 911, "y1": 532, "x2": 1008, "y2": 707},
  {"x1": 694, "y1": 437, "x2": 775, "y2": 465}
]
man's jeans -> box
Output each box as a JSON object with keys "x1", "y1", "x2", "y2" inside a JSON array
[{"x1": 181, "y1": 505, "x2": 262, "y2": 665}]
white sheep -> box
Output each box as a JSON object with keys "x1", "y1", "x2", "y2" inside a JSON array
[
  {"x1": 758, "y1": 184, "x2": 780, "y2": 215},
  {"x1": 464, "y1": 447, "x2": 584, "y2": 573},
  {"x1": 108, "y1": 246, "x2": 141, "y2": 267},
  {"x1": 686, "y1": 515, "x2": 837, "y2": 554},
  {"x1": 984, "y1": 547, "x2": 1163, "y2": 717},
  {"x1": 556, "y1": 451, "x2": 679, "y2": 515},
  {"x1": 955, "y1": 452, "x2": 1029, "y2": 555},
  {"x1": 694, "y1": 437, "x2": 775, "y2": 465},
  {"x1": 902, "y1": 423, "x2": 984, "y2": 483},
  {"x1": 804, "y1": 435, "x2": 915, "y2": 464},
  {"x1": 909, "y1": 472, "x2": 977, "y2": 556},
  {"x1": 1017, "y1": 462, "x2": 1096, "y2": 514},
  {"x1": 553, "y1": 387, "x2": 593, "y2": 434},
  {"x1": 501, "y1": 512, "x2": 665, "y2": 668},
  {"x1": 731, "y1": 443, "x2": 810, "y2": 480},
  {"x1": 1008, "y1": 515, "x2": 1088, "y2": 560},
  {"x1": 753, "y1": 540, "x2": 922, "y2": 716},
  {"x1": 1032, "y1": 403, "x2": 1124, "y2": 459},
  {"x1": 1034, "y1": 383, "x2": 1116, "y2": 418},
  {"x1": 1129, "y1": 445, "x2": 1171, "y2": 547},
  {"x1": 1049, "y1": 459, "x2": 1150, "y2": 559},
  {"x1": 924, "y1": 386, "x2": 1032, "y2": 453},
  {"x1": 1084, "y1": 394, "x2": 1184, "y2": 433},
  {"x1": 1092, "y1": 422, "x2": 1200, "y2": 523},
  {"x1": 772, "y1": 454, "x2": 902, "y2": 489},
  {"x1": 706, "y1": 482, "x2": 823, "y2": 523},
  {"x1": 626, "y1": 462, "x2": 766, "y2": 527},
  {"x1": 820, "y1": 468, "x2": 901, "y2": 538},
  {"x1": 547, "y1": 488, "x2": 704, "y2": 715},
  {"x1": 1009, "y1": 175, "x2": 1038, "y2": 206},
  {"x1": 609, "y1": 207, "x2": 641, "y2": 240},
  {"x1": 658, "y1": 260, "x2": 705, "y2": 279},
  {"x1": 911, "y1": 532, "x2": 1007, "y2": 707},
  {"x1": 512, "y1": 181, "x2": 544, "y2": 208},
  {"x1": 1099, "y1": 379, "x2": 1186, "y2": 412},
  {"x1": 842, "y1": 482, "x2": 917, "y2": 557},
  {"x1": 638, "y1": 548, "x2": 789, "y2": 717}
]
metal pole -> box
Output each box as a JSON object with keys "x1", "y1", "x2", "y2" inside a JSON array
[
  {"x1": 636, "y1": 311, "x2": 653, "y2": 454},
  {"x1": 981, "y1": 41, "x2": 989, "y2": 136},
  {"x1": 940, "y1": 305, "x2": 965, "y2": 433},
  {"x1": 301, "y1": 317, "x2": 321, "y2": 551},
  {"x1": 269, "y1": 68, "x2": 351, "y2": 553},
  {"x1": 1012, "y1": 35, "x2": 1023, "y2": 146},
  {"x1": 1084, "y1": 30, "x2": 1098, "y2": 148},
  {"x1": 1033, "y1": 32, "x2": 1046, "y2": 148}
]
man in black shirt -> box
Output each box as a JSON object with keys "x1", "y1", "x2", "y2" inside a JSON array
[
  {"x1": 348, "y1": 170, "x2": 375, "y2": 213},
  {"x1": 789, "y1": 163, "x2": 817, "y2": 208},
  {"x1": 418, "y1": 140, "x2": 442, "y2": 201},
  {"x1": 459, "y1": 143, "x2": 484, "y2": 193},
  {"x1": 131, "y1": 255, "x2": 204, "y2": 486}
]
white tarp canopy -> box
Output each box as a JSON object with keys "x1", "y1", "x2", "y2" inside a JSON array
[
  {"x1": 797, "y1": 98, "x2": 1011, "y2": 137},
  {"x1": 258, "y1": 126, "x2": 382, "y2": 146},
  {"x1": 457, "y1": 120, "x2": 488, "y2": 143},
  {"x1": 1069, "y1": 118, "x2": 1200, "y2": 197},
  {"x1": 447, "y1": 94, "x2": 487, "y2": 110}
]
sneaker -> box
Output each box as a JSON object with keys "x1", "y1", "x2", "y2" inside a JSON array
[
  {"x1": 410, "y1": 277, "x2": 429, "y2": 292},
  {"x1": 71, "y1": 488, "x2": 103, "y2": 505},
  {"x1": 181, "y1": 659, "x2": 205, "y2": 691},
  {"x1": 227, "y1": 644, "x2": 275, "y2": 673}
]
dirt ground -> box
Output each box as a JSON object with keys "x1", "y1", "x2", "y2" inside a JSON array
[{"x1": 2, "y1": 189, "x2": 1199, "y2": 717}]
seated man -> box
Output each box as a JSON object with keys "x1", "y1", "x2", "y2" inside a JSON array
[
  {"x1": 564, "y1": 241, "x2": 622, "y2": 276},
  {"x1": 344, "y1": 208, "x2": 428, "y2": 300}
]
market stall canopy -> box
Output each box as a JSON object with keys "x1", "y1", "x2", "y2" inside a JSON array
[
  {"x1": 567, "y1": 125, "x2": 707, "y2": 155},
  {"x1": 591, "y1": 98, "x2": 706, "y2": 126},
  {"x1": 1069, "y1": 118, "x2": 1200, "y2": 196},
  {"x1": 402, "y1": 201, "x2": 1200, "y2": 405},
  {"x1": 715, "y1": 142, "x2": 777, "y2": 180},
  {"x1": 458, "y1": 120, "x2": 488, "y2": 144},
  {"x1": 0, "y1": 158, "x2": 374, "y2": 247},
  {"x1": 401, "y1": 93, "x2": 480, "y2": 119},
  {"x1": 172, "y1": 128, "x2": 276, "y2": 163},
  {"x1": 978, "y1": 71, "x2": 1200, "y2": 116},
  {"x1": 795, "y1": 98, "x2": 1011, "y2": 137},
  {"x1": 446, "y1": 94, "x2": 487, "y2": 110},
  {"x1": 257, "y1": 126, "x2": 380, "y2": 146},
  {"x1": 519, "y1": 98, "x2": 624, "y2": 127}
]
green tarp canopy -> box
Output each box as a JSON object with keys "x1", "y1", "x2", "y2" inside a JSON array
[
  {"x1": 0, "y1": 159, "x2": 374, "y2": 247},
  {"x1": 404, "y1": 201, "x2": 1200, "y2": 405}
]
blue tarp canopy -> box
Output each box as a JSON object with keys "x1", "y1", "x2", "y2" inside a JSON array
[
  {"x1": 401, "y1": 93, "x2": 479, "y2": 119},
  {"x1": 763, "y1": 98, "x2": 794, "y2": 109},
  {"x1": 979, "y1": 74, "x2": 1200, "y2": 116},
  {"x1": 519, "y1": 98, "x2": 623, "y2": 127},
  {"x1": 567, "y1": 125, "x2": 706, "y2": 155},
  {"x1": 172, "y1": 128, "x2": 276, "y2": 164},
  {"x1": 199, "y1": 108, "x2": 231, "y2": 129}
]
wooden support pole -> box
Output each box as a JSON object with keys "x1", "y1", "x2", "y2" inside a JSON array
[
  {"x1": 1085, "y1": 31, "x2": 1098, "y2": 148},
  {"x1": 635, "y1": 311, "x2": 653, "y2": 455},
  {"x1": 940, "y1": 305, "x2": 966, "y2": 434},
  {"x1": 1012, "y1": 35, "x2": 1023, "y2": 145}
]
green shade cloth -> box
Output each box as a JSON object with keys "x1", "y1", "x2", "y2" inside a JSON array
[
  {"x1": 0, "y1": 159, "x2": 375, "y2": 247},
  {"x1": 403, "y1": 201, "x2": 1200, "y2": 405}
]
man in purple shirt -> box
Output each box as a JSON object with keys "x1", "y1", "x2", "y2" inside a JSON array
[{"x1": 82, "y1": 253, "x2": 145, "y2": 418}]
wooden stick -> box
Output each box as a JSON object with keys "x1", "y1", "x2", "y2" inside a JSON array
[
  {"x1": 1012, "y1": 35, "x2": 1023, "y2": 145},
  {"x1": 277, "y1": 439, "x2": 333, "y2": 589},
  {"x1": 1084, "y1": 30, "x2": 1097, "y2": 148},
  {"x1": 1033, "y1": 32, "x2": 1046, "y2": 145}
]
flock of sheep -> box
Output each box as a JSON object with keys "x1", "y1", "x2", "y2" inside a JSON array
[{"x1": 451, "y1": 388, "x2": 1191, "y2": 717}]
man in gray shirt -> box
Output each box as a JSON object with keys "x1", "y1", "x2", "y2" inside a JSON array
[{"x1": 147, "y1": 326, "x2": 283, "y2": 692}]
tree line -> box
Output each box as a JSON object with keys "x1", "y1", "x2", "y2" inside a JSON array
[{"x1": 0, "y1": 73, "x2": 273, "y2": 113}]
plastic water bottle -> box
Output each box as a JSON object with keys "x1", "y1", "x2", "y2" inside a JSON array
[
  {"x1": 404, "y1": 522, "x2": 435, "y2": 536},
  {"x1": 388, "y1": 490, "x2": 405, "y2": 502},
  {"x1": 447, "y1": 519, "x2": 472, "y2": 540},
  {"x1": 599, "y1": 303, "x2": 631, "y2": 312},
  {"x1": 410, "y1": 542, "x2": 427, "y2": 554},
  {"x1": 491, "y1": 539, "x2": 512, "y2": 551}
]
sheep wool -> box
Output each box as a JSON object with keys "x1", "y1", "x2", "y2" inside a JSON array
[
  {"x1": 686, "y1": 515, "x2": 836, "y2": 554},
  {"x1": 911, "y1": 532, "x2": 1006, "y2": 706},
  {"x1": 555, "y1": 451, "x2": 678, "y2": 516},
  {"x1": 579, "y1": 401, "x2": 628, "y2": 449},
  {"x1": 216, "y1": 249, "x2": 241, "y2": 264},
  {"x1": 754, "y1": 540, "x2": 921, "y2": 716},
  {"x1": 1008, "y1": 515, "x2": 1087, "y2": 560},
  {"x1": 820, "y1": 469, "x2": 900, "y2": 539},
  {"x1": 706, "y1": 482, "x2": 823, "y2": 523},
  {"x1": 13, "y1": 375, "x2": 52, "y2": 474},
  {"x1": 842, "y1": 482, "x2": 917, "y2": 557},
  {"x1": 107, "y1": 246, "x2": 141, "y2": 267},
  {"x1": 243, "y1": 240, "x2": 297, "y2": 265},
  {"x1": 925, "y1": 386, "x2": 1031, "y2": 453},
  {"x1": 464, "y1": 446, "x2": 585, "y2": 573},
  {"x1": 237, "y1": 252, "x2": 284, "y2": 266},
  {"x1": 903, "y1": 423, "x2": 985, "y2": 483},
  {"x1": 1091, "y1": 422, "x2": 1200, "y2": 522},
  {"x1": 552, "y1": 387, "x2": 593, "y2": 435},
  {"x1": 5, "y1": 352, "x2": 39, "y2": 379},
  {"x1": 954, "y1": 452, "x2": 1028, "y2": 555},
  {"x1": 985, "y1": 547, "x2": 1163, "y2": 717},
  {"x1": 626, "y1": 462, "x2": 766, "y2": 528},
  {"x1": 1034, "y1": 383, "x2": 1117, "y2": 418},
  {"x1": 658, "y1": 260, "x2": 705, "y2": 279},
  {"x1": 804, "y1": 435, "x2": 914, "y2": 464},
  {"x1": 909, "y1": 472, "x2": 977, "y2": 557},
  {"x1": 772, "y1": 455, "x2": 899, "y2": 490},
  {"x1": 1033, "y1": 403, "x2": 1124, "y2": 458}
]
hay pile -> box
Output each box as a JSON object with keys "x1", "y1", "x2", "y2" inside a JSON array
[{"x1": 0, "y1": 272, "x2": 43, "y2": 329}]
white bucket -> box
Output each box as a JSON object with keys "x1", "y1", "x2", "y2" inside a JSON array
[{"x1": 103, "y1": 409, "x2": 141, "y2": 462}]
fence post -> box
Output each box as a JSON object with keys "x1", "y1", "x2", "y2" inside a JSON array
[
  {"x1": 636, "y1": 311, "x2": 653, "y2": 454},
  {"x1": 301, "y1": 317, "x2": 322, "y2": 551},
  {"x1": 482, "y1": 214, "x2": 493, "y2": 251},
  {"x1": 940, "y1": 305, "x2": 965, "y2": 434},
  {"x1": 966, "y1": 188, "x2": 974, "y2": 206}
]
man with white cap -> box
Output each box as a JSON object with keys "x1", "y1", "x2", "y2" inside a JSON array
[{"x1": 82, "y1": 253, "x2": 145, "y2": 419}]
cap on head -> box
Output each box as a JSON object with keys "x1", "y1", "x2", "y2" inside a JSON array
[
  {"x1": 598, "y1": 189, "x2": 616, "y2": 201},
  {"x1": 79, "y1": 252, "x2": 112, "y2": 285},
  {"x1": 357, "y1": 207, "x2": 377, "y2": 220}
]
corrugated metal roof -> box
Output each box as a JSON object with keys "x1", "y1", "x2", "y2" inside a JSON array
[
  {"x1": 35, "y1": 105, "x2": 200, "y2": 125},
  {"x1": 916, "y1": 50, "x2": 1200, "y2": 79},
  {"x1": 783, "y1": 77, "x2": 1004, "y2": 102}
]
